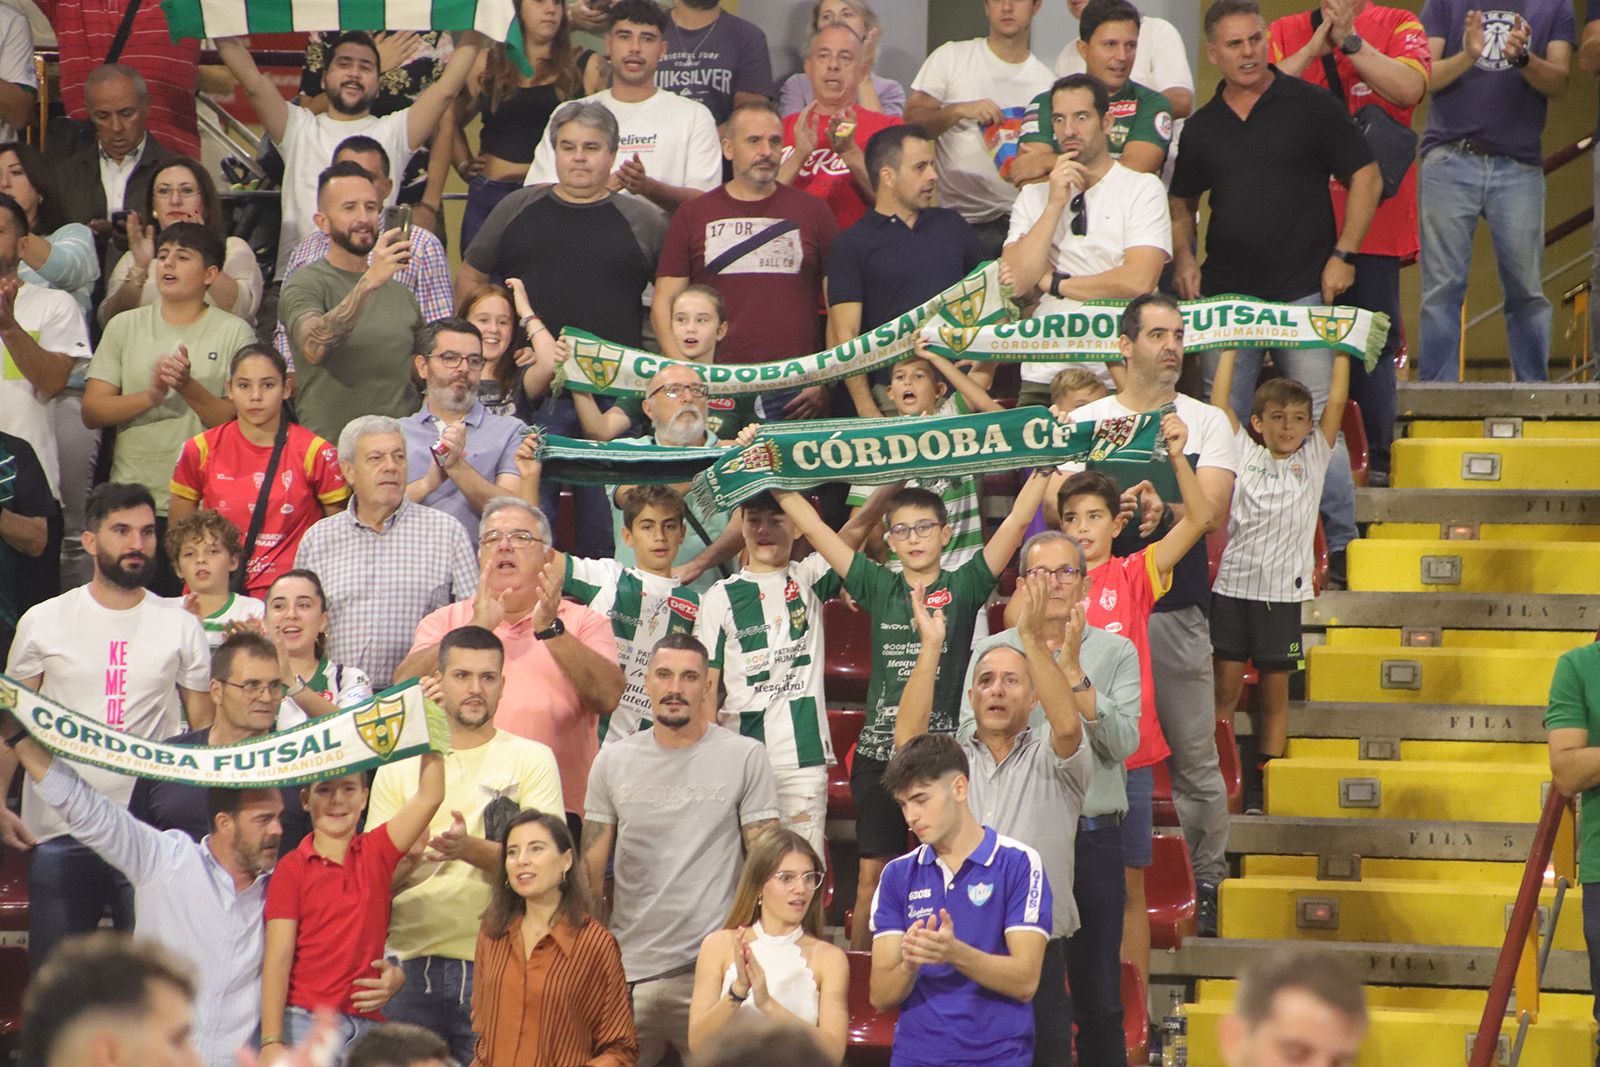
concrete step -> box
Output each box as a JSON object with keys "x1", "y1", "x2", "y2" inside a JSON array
[
  {"x1": 1369, "y1": 521, "x2": 1600, "y2": 541},
  {"x1": 1285, "y1": 738, "x2": 1549, "y2": 765},
  {"x1": 1287, "y1": 700, "x2": 1546, "y2": 743},
  {"x1": 1264, "y1": 757, "x2": 1548, "y2": 821},
  {"x1": 1304, "y1": 591, "x2": 1599, "y2": 632},
  {"x1": 1321, "y1": 627, "x2": 1591, "y2": 651},
  {"x1": 1395, "y1": 382, "x2": 1600, "y2": 420},
  {"x1": 1346, "y1": 539, "x2": 1600, "y2": 594},
  {"x1": 1408, "y1": 418, "x2": 1600, "y2": 440},
  {"x1": 1226, "y1": 814, "x2": 1541, "y2": 864},
  {"x1": 1305, "y1": 646, "x2": 1560, "y2": 706},
  {"x1": 1355, "y1": 487, "x2": 1600, "y2": 525}
]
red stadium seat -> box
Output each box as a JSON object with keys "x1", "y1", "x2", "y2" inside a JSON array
[
  {"x1": 1153, "y1": 719, "x2": 1244, "y2": 824},
  {"x1": 845, "y1": 950, "x2": 897, "y2": 1066},
  {"x1": 1342, "y1": 399, "x2": 1369, "y2": 488},
  {"x1": 997, "y1": 565, "x2": 1018, "y2": 597},
  {"x1": 556, "y1": 488, "x2": 577, "y2": 550},
  {"x1": 0, "y1": 825, "x2": 27, "y2": 1035},
  {"x1": 1147, "y1": 833, "x2": 1198, "y2": 949},
  {"x1": 824, "y1": 599, "x2": 872, "y2": 705},
  {"x1": 827, "y1": 709, "x2": 865, "y2": 821},
  {"x1": 987, "y1": 599, "x2": 1008, "y2": 635},
  {"x1": 1121, "y1": 960, "x2": 1150, "y2": 1064}
]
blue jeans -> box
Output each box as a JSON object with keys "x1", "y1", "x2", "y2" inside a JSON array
[
  {"x1": 460, "y1": 175, "x2": 525, "y2": 255},
  {"x1": 284, "y1": 1006, "x2": 375, "y2": 1065},
  {"x1": 384, "y1": 957, "x2": 477, "y2": 1066},
  {"x1": 1343, "y1": 255, "x2": 1401, "y2": 478},
  {"x1": 1199, "y1": 298, "x2": 1358, "y2": 554},
  {"x1": 1418, "y1": 143, "x2": 1551, "y2": 382},
  {"x1": 1033, "y1": 936, "x2": 1073, "y2": 1067},
  {"x1": 1064, "y1": 823, "x2": 1128, "y2": 1066},
  {"x1": 28, "y1": 836, "x2": 135, "y2": 967}
]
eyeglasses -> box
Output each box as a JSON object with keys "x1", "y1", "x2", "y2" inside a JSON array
[
  {"x1": 220, "y1": 678, "x2": 289, "y2": 699},
  {"x1": 430, "y1": 352, "x2": 488, "y2": 372},
  {"x1": 479, "y1": 529, "x2": 546, "y2": 549},
  {"x1": 769, "y1": 870, "x2": 825, "y2": 890},
  {"x1": 649, "y1": 383, "x2": 709, "y2": 400},
  {"x1": 885, "y1": 519, "x2": 945, "y2": 542},
  {"x1": 1025, "y1": 565, "x2": 1081, "y2": 581},
  {"x1": 1069, "y1": 192, "x2": 1088, "y2": 237}
]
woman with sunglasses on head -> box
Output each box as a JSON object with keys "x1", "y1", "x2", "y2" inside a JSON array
[
  {"x1": 264, "y1": 568, "x2": 374, "y2": 728},
  {"x1": 688, "y1": 828, "x2": 848, "y2": 1064}
]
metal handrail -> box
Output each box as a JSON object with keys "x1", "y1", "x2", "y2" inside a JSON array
[{"x1": 1468, "y1": 787, "x2": 1576, "y2": 1067}]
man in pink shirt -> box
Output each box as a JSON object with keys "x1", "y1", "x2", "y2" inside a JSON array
[{"x1": 396, "y1": 497, "x2": 624, "y2": 827}]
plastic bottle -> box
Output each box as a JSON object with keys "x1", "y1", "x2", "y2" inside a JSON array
[{"x1": 1160, "y1": 989, "x2": 1188, "y2": 1067}]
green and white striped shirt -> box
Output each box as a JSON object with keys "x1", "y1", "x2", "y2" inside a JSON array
[
  {"x1": 564, "y1": 556, "x2": 700, "y2": 747},
  {"x1": 696, "y1": 553, "x2": 840, "y2": 770}
]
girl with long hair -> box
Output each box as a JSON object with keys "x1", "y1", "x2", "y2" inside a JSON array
[{"x1": 263, "y1": 568, "x2": 374, "y2": 727}]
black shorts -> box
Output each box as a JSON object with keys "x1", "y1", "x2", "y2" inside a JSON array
[
  {"x1": 850, "y1": 755, "x2": 912, "y2": 859},
  {"x1": 1210, "y1": 593, "x2": 1305, "y2": 671}
]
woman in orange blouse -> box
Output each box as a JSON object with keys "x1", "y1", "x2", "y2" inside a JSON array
[{"x1": 472, "y1": 810, "x2": 638, "y2": 1067}]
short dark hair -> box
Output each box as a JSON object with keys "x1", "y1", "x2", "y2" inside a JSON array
[
  {"x1": 880, "y1": 732, "x2": 969, "y2": 798},
  {"x1": 346, "y1": 1022, "x2": 452, "y2": 1067},
  {"x1": 1056, "y1": 469, "x2": 1122, "y2": 517},
  {"x1": 334, "y1": 133, "x2": 391, "y2": 174},
  {"x1": 416, "y1": 315, "x2": 484, "y2": 358},
  {"x1": 622, "y1": 484, "x2": 686, "y2": 527},
  {"x1": 650, "y1": 632, "x2": 707, "y2": 668},
  {"x1": 0, "y1": 189, "x2": 29, "y2": 237},
  {"x1": 1120, "y1": 292, "x2": 1183, "y2": 341},
  {"x1": 0, "y1": 141, "x2": 59, "y2": 231},
  {"x1": 211, "y1": 630, "x2": 278, "y2": 684},
  {"x1": 317, "y1": 158, "x2": 378, "y2": 198},
  {"x1": 229, "y1": 341, "x2": 289, "y2": 380},
  {"x1": 884, "y1": 486, "x2": 948, "y2": 527},
  {"x1": 1252, "y1": 377, "x2": 1315, "y2": 418},
  {"x1": 440, "y1": 625, "x2": 505, "y2": 669},
  {"x1": 154, "y1": 220, "x2": 225, "y2": 270},
  {"x1": 1234, "y1": 945, "x2": 1367, "y2": 1030},
  {"x1": 85, "y1": 483, "x2": 156, "y2": 532},
  {"x1": 740, "y1": 491, "x2": 783, "y2": 518},
  {"x1": 864, "y1": 124, "x2": 933, "y2": 192},
  {"x1": 673, "y1": 282, "x2": 727, "y2": 322},
  {"x1": 165, "y1": 506, "x2": 243, "y2": 564},
  {"x1": 327, "y1": 30, "x2": 381, "y2": 70},
  {"x1": 608, "y1": 0, "x2": 671, "y2": 34},
  {"x1": 1080, "y1": 0, "x2": 1140, "y2": 41},
  {"x1": 728, "y1": 98, "x2": 782, "y2": 131},
  {"x1": 1205, "y1": 0, "x2": 1263, "y2": 39},
  {"x1": 144, "y1": 157, "x2": 226, "y2": 243},
  {"x1": 1051, "y1": 73, "x2": 1110, "y2": 118},
  {"x1": 21, "y1": 933, "x2": 196, "y2": 1067},
  {"x1": 204, "y1": 785, "x2": 281, "y2": 833}
]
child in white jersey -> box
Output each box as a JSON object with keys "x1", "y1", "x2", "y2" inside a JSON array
[
  {"x1": 165, "y1": 508, "x2": 262, "y2": 648},
  {"x1": 1209, "y1": 348, "x2": 1351, "y2": 814}
]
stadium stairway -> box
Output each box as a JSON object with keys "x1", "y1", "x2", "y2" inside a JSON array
[{"x1": 1156, "y1": 383, "x2": 1600, "y2": 1066}]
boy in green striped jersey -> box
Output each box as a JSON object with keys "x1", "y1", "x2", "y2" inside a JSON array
[
  {"x1": 845, "y1": 339, "x2": 1002, "y2": 575},
  {"x1": 560, "y1": 485, "x2": 702, "y2": 749},
  {"x1": 696, "y1": 485, "x2": 901, "y2": 855},
  {"x1": 778, "y1": 470, "x2": 1050, "y2": 949}
]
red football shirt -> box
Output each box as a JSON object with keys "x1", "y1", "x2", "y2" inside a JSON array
[
  {"x1": 1270, "y1": 5, "x2": 1432, "y2": 259},
  {"x1": 1084, "y1": 548, "x2": 1172, "y2": 771},
  {"x1": 264, "y1": 825, "x2": 403, "y2": 1019},
  {"x1": 170, "y1": 421, "x2": 349, "y2": 598},
  {"x1": 780, "y1": 107, "x2": 901, "y2": 231}
]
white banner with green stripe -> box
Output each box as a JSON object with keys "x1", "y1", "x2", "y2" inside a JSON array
[{"x1": 161, "y1": 0, "x2": 521, "y2": 45}]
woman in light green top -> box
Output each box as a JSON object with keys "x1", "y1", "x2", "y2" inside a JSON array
[{"x1": 265, "y1": 569, "x2": 374, "y2": 727}]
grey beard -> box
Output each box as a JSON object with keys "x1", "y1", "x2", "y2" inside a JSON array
[{"x1": 655, "y1": 408, "x2": 708, "y2": 447}]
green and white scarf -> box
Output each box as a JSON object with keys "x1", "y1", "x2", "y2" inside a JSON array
[
  {"x1": 533, "y1": 432, "x2": 728, "y2": 487},
  {"x1": 684, "y1": 405, "x2": 1167, "y2": 522},
  {"x1": 1, "y1": 676, "x2": 450, "y2": 788},
  {"x1": 556, "y1": 261, "x2": 1015, "y2": 399},
  {"x1": 923, "y1": 296, "x2": 1390, "y2": 372}
]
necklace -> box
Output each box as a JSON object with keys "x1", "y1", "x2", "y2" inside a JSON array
[{"x1": 675, "y1": 14, "x2": 720, "y2": 59}]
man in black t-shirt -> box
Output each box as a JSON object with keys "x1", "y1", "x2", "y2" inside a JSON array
[
  {"x1": 0, "y1": 430, "x2": 60, "y2": 664},
  {"x1": 459, "y1": 100, "x2": 667, "y2": 554}
]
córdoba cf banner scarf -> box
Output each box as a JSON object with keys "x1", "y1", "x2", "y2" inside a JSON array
[
  {"x1": 161, "y1": 0, "x2": 523, "y2": 51},
  {"x1": 922, "y1": 297, "x2": 1390, "y2": 372},
  {"x1": 684, "y1": 405, "x2": 1168, "y2": 523},
  {"x1": 556, "y1": 261, "x2": 1015, "y2": 399},
  {"x1": 533, "y1": 430, "x2": 729, "y2": 487},
  {"x1": 0, "y1": 675, "x2": 450, "y2": 788}
]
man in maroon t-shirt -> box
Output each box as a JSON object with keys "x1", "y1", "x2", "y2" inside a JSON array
[{"x1": 654, "y1": 100, "x2": 837, "y2": 420}]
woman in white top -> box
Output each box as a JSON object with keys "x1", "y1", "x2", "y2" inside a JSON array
[
  {"x1": 0, "y1": 141, "x2": 99, "y2": 310},
  {"x1": 688, "y1": 828, "x2": 849, "y2": 1064},
  {"x1": 98, "y1": 156, "x2": 265, "y2": 326},
  {"x1": 778, "y1": 0, "x2": 905, "y2": 117},
  {"x1": 264, "y1": 568, "x2": 373, "y2": 727}
]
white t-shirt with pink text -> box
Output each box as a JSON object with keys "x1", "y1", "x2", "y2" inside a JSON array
[{"x1": 8, "y1": 586, "x2": 211, "y2": 841}]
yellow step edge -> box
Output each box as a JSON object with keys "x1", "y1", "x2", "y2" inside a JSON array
[
  {"x1": 1369, "y1": 522, "x2": 1600, "y2": 543},
  {"x1": 1346, "y1": 539, "x2": 1600, "y2": 594},
  {"x1": 1322, "y1": 628, "x2": 1592, "y2": 651},
  {"x1": 1407, "y1": 419, "x2": 1600, "y2": 440},
  {"x1": 1391, "y1": 440, "x2": 1600, "y2": 490},
  {"x1": 1195, "y1": 979, "x2": 1595, "y2": 1016},
  {"x1": 1217, "y1": 876, "x2": 1583, "y2": 950},
  {"x1": 1264, "y1": 758, "x2": 1548, "y2": 821},
  {"x1": 1242, "y1": 854, "x2": 1527, "y2": 884},
  {"x1": 1285, "y1": 738, "x2": 1550, "y2": 765},
  {"x1": 1306, "y1": 646, "x2": 1558, "y2": 705}
]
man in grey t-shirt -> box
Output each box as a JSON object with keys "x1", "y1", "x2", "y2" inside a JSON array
[{"x1": 580, "y1": 632, "x2": 779, "y2": 1067}]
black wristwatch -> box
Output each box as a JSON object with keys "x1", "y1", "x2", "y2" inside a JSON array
[
  {"x1": 534, "y1": 617, "x2": 566, "y2": 641},
  {"x1": 1070, "y1": 674, "x2": 1094, "y2": 693},
  {"x1": 1339, "y1": 32, "x2": 1364, "y2": 55},
  {"x1": 1509, "y1": 48, "x2": 1531, "y2": 68},
  {"x1": 1050, "y1": 271, "x2": 1071, "y2": 299},
  {"x1": 1330, "y1": 248, "x2": 1358, "y2": 265}
]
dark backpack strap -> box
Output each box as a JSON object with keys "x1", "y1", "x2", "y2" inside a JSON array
[
  {"x1": 1309, "y1": 9, "x2": 1349, "y2": 105},
  {"x1": 106, "y1": 0, "x2": 146, "y2": 66},
  {"x1": 233, "y1": 418, "x2": 291, "y2": 594}
]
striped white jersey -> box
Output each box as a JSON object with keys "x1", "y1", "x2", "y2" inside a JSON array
[
  {"x1": 696, "y1": 553, "x2": 840, "y2": 770},
  {"x1": 1213, "y1": 427, "x2": 1334, "y2": 603},
  {"x1": 563, "y1": 556, "x2": 700, "y2": 746}
]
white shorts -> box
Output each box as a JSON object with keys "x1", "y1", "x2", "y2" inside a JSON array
[{"x1": 772, "y1": 764, "x2": 829, "y2": 860}]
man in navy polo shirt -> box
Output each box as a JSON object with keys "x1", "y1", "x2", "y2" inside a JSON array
[
  {"x1": 869, "y1": 732, "x2": 1051, "y2": 1067},
  {"x1": 828, "y1": 125, "x2": 987, "y2": 419}
]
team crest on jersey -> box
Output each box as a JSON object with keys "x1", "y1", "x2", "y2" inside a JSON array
[
  {"x1": 967, "y1": 881, "x2": 994, "y2": 907},
  {"x1": 1099, "y1": 587, "x2": 1118, "y2": 611},
  {"x1": 924, "y1": 588, "x2": 953, "y2": 610},
  {"x1": 1155, "y1": 111, "x2": 1173, "y2": 139},
  {"x1": 1290, "y1": 462, "x2": 1305, "y2": 478},
  {"x1": 669, "y1": 596, "x2": 698, "y2": 621},
  {"x1": 1308, "y1": 306, "x2": 1358, "y2": 345}
]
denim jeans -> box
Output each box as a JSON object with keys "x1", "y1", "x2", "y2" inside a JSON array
[
  {"x1": 1198, "y1": 293, "x2": 1358, "y2": 553},
  {"x1": 1063, "y1": 823, "x2": 1128, "y2": 1066},
  {"x1": 284, "y1": 1006, "x2": 375, "y2": 1065},
  {"x1": 384, "y1": 957, "x2": 477, "y2": 1066},
  {"x1": 1418, "y1": 143, "x2": 1551, "y2": 382},
  {"x1": 1032, "y1": 937, "x2": 1073, "y2": 1067},
  {"x1": 1342, "y1": 255, "x2": 1401, "y2": 478},
  {"x1": 28, "y1": 836, "x2": 135, "y2": 967}
]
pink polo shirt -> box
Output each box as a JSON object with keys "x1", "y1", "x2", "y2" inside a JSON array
[{"x1": 408, "y1": 599, "x2": 619, "y2": 813}]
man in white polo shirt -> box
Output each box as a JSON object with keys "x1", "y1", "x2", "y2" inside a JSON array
[{"x1": 523, "y1": 0, "x2": 721, "y2": 217}]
